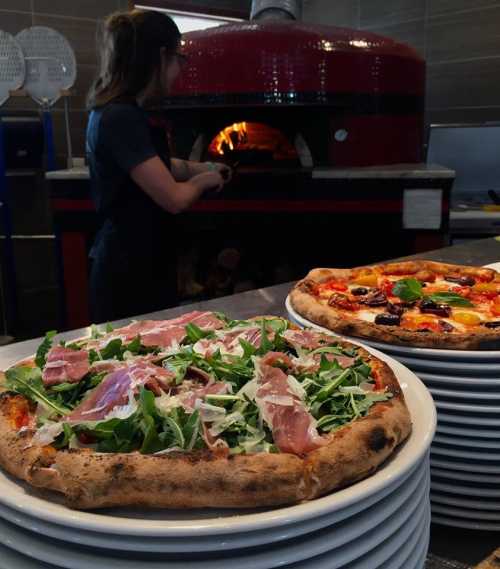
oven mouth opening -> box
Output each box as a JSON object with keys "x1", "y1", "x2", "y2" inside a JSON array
[{"x1": 206, "y1": 121, "x2": 300, "y2": 166}]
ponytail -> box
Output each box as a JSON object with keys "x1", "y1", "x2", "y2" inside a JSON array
[{"x1": 87, "y1": 9, "x2": 180, "y2": 109}]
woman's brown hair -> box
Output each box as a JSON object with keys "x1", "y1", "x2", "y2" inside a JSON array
[{"x1": 88, "y1": 9, "x2": 181, "y2": 109}]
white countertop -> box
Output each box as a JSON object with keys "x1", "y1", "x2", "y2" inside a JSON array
[
  {"x1": 312, "y1": 163, "x2": 455, "y2": 179},
  {"x1": 45, "y1": 163, "x2": 455, "y2": 181},
  {"x1": 45, "y1": 166, "x2": 90, "y2": 180}
]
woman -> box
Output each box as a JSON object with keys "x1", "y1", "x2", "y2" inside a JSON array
[{"x1": 86, "y1": 9, "x2": 230, "y2": 322}]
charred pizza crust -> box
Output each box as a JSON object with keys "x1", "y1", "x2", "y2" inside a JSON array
[
  {"x1": 0, "y1": 342, "x2": 411, "y2": 510},
  {"x1": 290, "y1": 260, "x2": 500, "y2": 350}
]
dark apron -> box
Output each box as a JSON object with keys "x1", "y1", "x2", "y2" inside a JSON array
[{"x1": 89, "y1": 112, "x2": 177, "y2": 323}]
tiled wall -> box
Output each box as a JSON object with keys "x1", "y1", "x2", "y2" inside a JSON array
[
  {"x1": 1, "y1": 0, "x2": 129, "y2": 166},
  {"x1": 303, "y1": 0, "x2": 500, "y2": 125},
  {"x1": 4, "y1": 1, "x2": 498, "y2": 160},
  {"x1": 0, "y1": 1, "x2": 129, "y2": 338}
]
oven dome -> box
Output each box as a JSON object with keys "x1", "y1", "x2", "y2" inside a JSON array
[{"x1": 169, "y1": 20, "x2": 424, "y2": 107}]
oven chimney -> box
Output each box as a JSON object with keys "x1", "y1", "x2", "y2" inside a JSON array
[{"x1": 250, "y1": 0, "x2": 302, "y2": 21}]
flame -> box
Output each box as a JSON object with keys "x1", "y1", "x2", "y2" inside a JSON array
[{"x1": 213, "y1": 122, "x2": 248, "y2": 155}]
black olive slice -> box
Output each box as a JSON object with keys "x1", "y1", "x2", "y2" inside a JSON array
[
  {"x1": 444, "y1": 275, "x2": 476, "y2": 287},
  {"x1": 419, "y1": 299, "x2": 451, "y2": 318},
  {"x1": 483, "y1": 321, "x2": 500, "y2": 329},
  {"x1": 351, "y1": 287, "x2": 368, "y2": 296},
  {"x1": 374, "y1": 313, "x2": 401, "y2": 326}
]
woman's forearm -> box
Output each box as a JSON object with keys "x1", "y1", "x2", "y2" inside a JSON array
[{"x1": 171, "y1": 158, "x2": 210, "y2": 181}]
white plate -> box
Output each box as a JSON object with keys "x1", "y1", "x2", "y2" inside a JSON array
[
  {"x1": 431, "y1": 445, "x2": 500, "y2": 462},
  {"x1": 412, "y1": 531, "x2": 430, "y2": 569},
  {"x1": 432, "y1": 514, "x2": 500, "y2": 531},
  {"x1": 431, "y1": 444, "x2": 500, "y2": 467},
  {"x1": 0, "y1": 543, "x2": 56, "y2": 569},
  {"x1": 0, "y1": 517, "x2": 431, "y2": 569},
  {"x1": 437, "y1": 411, "x2": 500, "y2": 427},
  {"x1": 0, "y1": 458, "x2": 428, "y2": 554},
  {"x1": 384, "y1": 513, "x2": 429, "y2": 569},
  {"x1": 394, "y1": 355, "x2": 500, "y2": 376},
  {"x1": 0, "y1": 348, "x2": 435, "y2": 538},
  {"x1": 0, "y1": 477, "x2": 430, "y2": 569},
  {"x1": 429, "y1": 387, "x2": 500, "y2": 401},
  {"x1": 430, "y1": 456, "x2": 500, "y2": 474},
  {"x1": 416, "y1": 371, "x2": 500, "y2": 388},
  {"x1": 435, "y1": 400, "x2": 500, "y2": 414},
  {"x1": 285, "y1": 295, "x2": 500, "y2": 362},
  {"x1": 437, "y1": 422, "x2": 500, "y2": 439},
  {"x1": 267, "y1": 495, "x2": 429, "y2": 569},
  {"x1": 434, "y1": 434, "x2": 500, "y2": 450},
  {"x1": 432, "y1": 492, "x2": 500, "y2": 512},
  {"x1": 431, "y1": 480, "x2": 500, "y2": 498},
  {"x1": 431, "y1": 503, "x2": 500, "y2": 521},
  {"x1": 346, "y1": 506, "x2": 429, "y2": 569},
  {"x1": 485, "y1": 262, "x2": 500, "y2": 271},
  {"x1": 431, "y1": 467, "x2": 500, "y2": 484}
]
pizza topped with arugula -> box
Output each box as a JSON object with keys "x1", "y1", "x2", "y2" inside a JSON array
[
  {"x1": 0, "y1": 311, "x2": 410, "y2": 510},
  {"x1": 290, "y1": 260, "x2": 500, "y2": 350}
]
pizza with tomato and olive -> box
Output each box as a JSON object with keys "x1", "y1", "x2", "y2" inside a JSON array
[
  {"x1": 0, "y1": 311, "x2": 410, "y2": 510},
  {"x1": 290, "y1": 261, "x2": 500, "y2": 350}
]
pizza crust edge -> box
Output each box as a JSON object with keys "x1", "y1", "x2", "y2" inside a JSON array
[{"x1": 290, "y1": 261, "x2": 500, "y2": 350}]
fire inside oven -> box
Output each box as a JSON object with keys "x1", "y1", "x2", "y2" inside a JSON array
[{"x1": 207, "y1": 122, "x2": 299, "y2": 166}]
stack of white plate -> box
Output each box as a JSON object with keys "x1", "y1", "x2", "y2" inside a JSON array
[
  {"x1": 286, "y1": 261, "x2": 500, "y2": 532},
  {"x1": 0, "y1": 351, "x2": 435, "y2": 569}
]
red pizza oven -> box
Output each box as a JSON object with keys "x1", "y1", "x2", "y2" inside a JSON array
[
  {"x1": 166, "y1": 0, "x2": 426, "y2": 169},
  {"x1": 155, "y1": 1, "x2": 450, "y2": 302}
]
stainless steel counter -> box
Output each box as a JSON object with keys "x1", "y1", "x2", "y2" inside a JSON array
[
  {"x1": 1, "y1": 237, "x2": 499, "y2": 370},
  {"x1": 1, "y1": 236, "x2": 499, "y2": 567}
]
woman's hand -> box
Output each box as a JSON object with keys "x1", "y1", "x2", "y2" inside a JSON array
[
  {"x1": 196, "y1": 170, "x2": 225, "y2": 193},
  {"x1": 205, "y1": 162, "x2": 232, "y2": 183}
]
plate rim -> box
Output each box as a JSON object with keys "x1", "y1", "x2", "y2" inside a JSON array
[
  {"x1": 431, "y1": 513, "x2": 500, "y2": 531},
  {"x1": 285, "y1": 295, "x2": 500, "y2": 361}
]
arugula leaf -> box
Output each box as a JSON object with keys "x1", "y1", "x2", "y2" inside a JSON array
[
  {"x1": 184, "y1": 323, "x2": 214, "y2": 344},
  {"x1": 163, "y1": 358, "x2": 190, "y2": 384},
  {"x1": 5, "y1": 367, "x2": 69, "y2": 416},
  {"x1": 162, "y1": 416, "x2": 185, "y2": 448},
  {"x1": 256, "y1": 321, "x2": 273, "y2": 356},
  {"x1": 92, "y1": 415, "x2": 140, "y2": 453},
  {"x1": 310, "y1": 346, "x2": 345, "y2": 357},
  {"x1": 239, "y1": 338, "x2": 257, "y2": 360},
  {"x1": 35, "y1": 330, "x2": 57, "y2": 369},
  {"x1": 392, "y1": 278, "x2": 423, "y2": 302},
  {"x1": 99, "y1": 338, "x2": 123, "y2": 360},
  {"x1": 88, "y1": 349, "x2": 100, "y2": 365},
  {"x1": 140, "y1": 414, "x2": 162, "y2": 454},
  {"x1": 315, "y1": 369, "x2": 352, "y2": 402},
  {"x1": 49, "y1": 381, "x2": 80, "y2": 393},
  {"x1": 139, "y1": 387, "x2": 157, "y2": 417},
  {"x1": 125, "y1": 336, "x2": 142, "y2": 355},
  {"x1": 53, "y1": 423, "x2": 74, "y2": 449},
  {"x1": 182, "y1": 409, "x2": 200, "y2": 450},
  {"x1": 427, "y1": 292, "x2": 473, "y2": 307},
  {"x1": 258, "y1": 318, "x2": 288, "y2": 334}
]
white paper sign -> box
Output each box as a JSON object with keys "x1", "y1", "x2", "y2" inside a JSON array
[{"x1": 403, "y1": 189, "x2": 443, "y2": 230}]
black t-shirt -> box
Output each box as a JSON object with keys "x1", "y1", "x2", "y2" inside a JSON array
[
  {"x1": 87, "y1": 101, "x2": 170, "y2": 228},
  {"x1": 86, "y1": 101, "x2": 177, "y2": 321}
]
